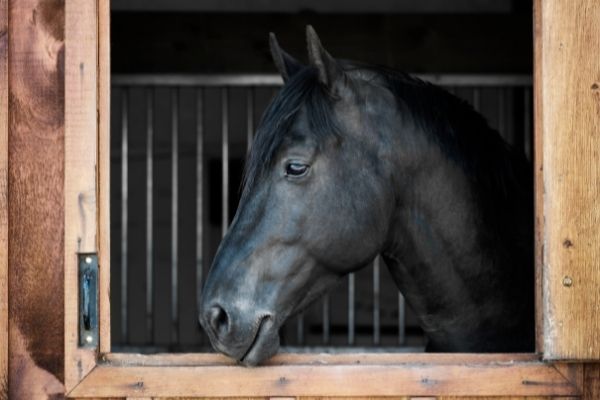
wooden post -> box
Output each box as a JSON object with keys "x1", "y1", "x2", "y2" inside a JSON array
[
  {"x1": 63, "y1": 0, "x2": 100, "y2": 391},
  {"x1": 7, "y1": 0, "x2": 66, "y2": 398},
  {"x1": 0, "y1": 0, "x2": 8, "y2": 398},
  {"x1": 536, "y1": 0, "x2": 600, "y2": 361},
  {"x1": 98, "y1": 0, "x2": 112, "y2": 357}
]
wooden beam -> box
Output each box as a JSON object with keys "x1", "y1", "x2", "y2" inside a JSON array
[
  {"x1": 532, "y1": 0, "x2": 545, "y2": 356},
  {"x1": 0, "y1": 0, "x2": 8, "y2": 398},
  {"x1": 7, "y1": 0, "x2": 66, "y2": 398},
  {"x1": 69, "y1": 359, "x2": 578, "y2": 398},
  {"x1": 538, "y1": 0, "x2": 600, "y2": 360},
  {"x1": 97, "y1": 0, "x2": 111, "y2": 356},
  {"x1": 101, "y1": 352, "x2": 541, "y2": 367},
  {"x1": 64, "y1": 0, "x2": 99, "y2": 392},
  {"x1": 583, "y1": 363, "x2": 600, "y2": 400}
]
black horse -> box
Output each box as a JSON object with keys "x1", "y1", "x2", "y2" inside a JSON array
[{"x1": 199, "y1": 27, "x2": 534, "y2": 366}]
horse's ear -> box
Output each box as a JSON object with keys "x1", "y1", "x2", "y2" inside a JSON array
[
  {"x1": 306, "y1": 25, "x2": 343, "y2": 88},
  {"x1": 269, "y1": 33, "x2": 303, "y2": 82}
]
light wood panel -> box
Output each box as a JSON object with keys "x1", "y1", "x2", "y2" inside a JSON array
[
  {"x1": 66, "y1": 396, "x2": 582, "y2": 399},
  {"x1": 64, "y1": 0, "x2": 99, "y2": 392},
  {"x1": 532, "y1": 0, "x2": 545, "y2": 356},
  {"x1": 69, "y1": 360, "x2": 577, "y2": 398},
  {"x1": 102, "y1": 352, "x2": 540, "y2": 367},
  {"x1": 537, "y1": 0, "x2": 600, "y2": 360},
  {"x1": 98, "y1": 0, "x2": 112, "y2": 356},
  {"x1": 0, "y1": 0, "x2": 7, "y2": 398},
  {"x1": 68, "y1": 397, "x2": 570, "y2": 400}
]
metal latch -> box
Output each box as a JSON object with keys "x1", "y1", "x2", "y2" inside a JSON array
[{"x1": 79, "y1": 253, "x2": 98, "y2": 347}]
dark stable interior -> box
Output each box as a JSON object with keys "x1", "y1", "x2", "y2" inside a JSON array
[{"x1": 110, "y1": 2, "x2": 533, "y2": 352}]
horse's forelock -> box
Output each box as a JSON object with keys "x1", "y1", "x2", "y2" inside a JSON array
[{"x1": 242, "y1": 67, "x2": 340, "y2": 193}]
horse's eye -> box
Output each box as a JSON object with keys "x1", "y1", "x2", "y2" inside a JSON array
[{"x1": 285, "y1": 162, "x2": 309, "y2": 177}]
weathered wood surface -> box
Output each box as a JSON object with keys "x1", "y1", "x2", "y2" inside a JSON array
[
  {"x1": 532, "y1": 0, "x2": 545, "y2": 356},
  {"x1": 69, "y1": 359, "x2": 577, "y2": 398},
  {"x1": 64, "y1": 0, "x2": 99, "y2": 392},
  {"x1": 69, "y1": 397, "x2": 575, "y2": 400},
  {"x1": 583, "y1": 363, "x2": 600, "y2": 400},
  {"x1": 68, "y1": 398, "x2": 565, "y2": 400},
  {"x1": 102, "y1": 352, "x2": 540, "y2": 367},
  {"x1": 8, "y1": 0, "x2": 65, "y2": 398},
  {"x1": 0, "y1": 0, "x2": 8, "y2": 398},
  {"x1": 64, "y1": 393, "x2": 588, "y2": 399},
  {"x1": 537, "y1": 0, "x2": 600, "y2": 360},
  {"x1": 98, "y1": 0, "x2": 112, "y2": 356}
]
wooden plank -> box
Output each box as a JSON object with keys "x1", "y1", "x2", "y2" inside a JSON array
[
  {"x1": 538, "y1": 0, "x2": 600, "y2": 360},
  {"x1": 0, "y1": 0, "x2": 7, "y2": 397},
  {"x1": 102, "y1": 352, "x2": 541, "y2": 367},
  {"x1": 69, "y1": 361, "x2": 577, "y2": 398},
  {"x1": 532, "y1": 0, "x2": 545, "y2": 356},
  {"x1": 7, "y1": 0, "x2": 66, "y2": 398},
  {"x1": 438, "y1": 398, "x2": 558, "y2": 400},
  {"x1": 64, "y1": 0, "x2": 99, "y2": 392},
  {"x1": 583, "y1": 363, "x2": 600, "y2": 400},
  {"x1": 98, "y1": 0, "x2": 111, "y2": 356}
]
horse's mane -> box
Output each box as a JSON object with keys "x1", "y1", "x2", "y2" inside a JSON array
[
  {"x1": 244, "y1": 63, "x2": 532, "y2": 253},
  {"x1": 368, "y1": 65, "x2": 532, "y2": 251}
]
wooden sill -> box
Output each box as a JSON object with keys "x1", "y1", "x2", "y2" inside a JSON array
[{"x1": 68, "y1": 353, "x2": 580, "y2": 398}]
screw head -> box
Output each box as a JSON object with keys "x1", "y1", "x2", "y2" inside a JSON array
[{"x1": 562, "y1": 276, "x2": 573, "y2": 287}]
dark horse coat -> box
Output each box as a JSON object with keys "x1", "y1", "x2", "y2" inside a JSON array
[{"x1": 199, "y1": 27, "x2": 534, "y2": 365}]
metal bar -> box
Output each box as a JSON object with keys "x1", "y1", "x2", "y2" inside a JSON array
[
  {"x1": 398, "y1": 292, "x2": 406, "y2": 345},
  {"x1": 296, "y1": 315, "x2": 304, "y2": 345},
  {"x1": 246, "y1": 88, "x2": 254, "y2": 155},
  {"x1": 171, "y1": 88, "x2": 179, "y2": 344},
  {"x1": 145, "y1": 89, "x2": 154, "y2": 341},
  {"x1": 523, "y1": 87, "x2": 532, "y2": 160},
  {"x1": 497, "y1": 87, "x2": 506, "y2": 138},
  {"x1": 221, "y1": 88, "x2": 229, "y2": 237},
  {"x1": 112, "y1": 74, "x2": 533, "y2": 87},
  {"x1": 348, "y1": 273, "x2": 355, "y2": 345},
  {"x1": 196, "y1": 88, "x2": 204, "y2": 340},
  {"x1": 322, "y1": 295, "x2": 330, "y2": 345},
  {"x1": 472, "y1": 87, "x2": 481, "y2": 111},
  {"x1": 373, "y1": 256, "x2": 380, "y2": 345},
  {"x1": 120, "y1": 89, "x2": 128, "y2": 343}
]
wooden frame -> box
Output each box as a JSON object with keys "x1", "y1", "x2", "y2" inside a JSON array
[
  {"x1": 0, "y1": 0, "x2": 8, "y2": 397},
  {"x1": 2, "y1": 0, "x2": 599, "y2": 398}
]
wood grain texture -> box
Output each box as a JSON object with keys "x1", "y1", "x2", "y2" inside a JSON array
[
  {"x1": 0, "y1": 0, "x2": 8, "y2": 398},
  {"x1": 583, "y1": 363, "x2": 600, "y2": 400},
  {"x1": 8, "y1": 0, "x2": 66, "y2": 398},
  {"x1": 532, "y1": 0, "x2": 544, "y2": 356},
  {"x1": 98, "y1": 0, "x2": 111, "y2": 356},
  {"x1": 438, "y1": 398, "x2": 562, "y2": 400},
  {"x1": 102, "y1": 352, "x2": 541, "y2": 367},
  {"x1": 64, "y1": 0, "x2": 99, "y2": 392},
  {"x1": 69, "y1": 361, "x2": 577, "y2": 398},
  {"x1": 538, "y1": 0, "x2": 600, "y2": 360},
  {"x1": 68, "y1": 397, "x2": 567, "y2": 400}
]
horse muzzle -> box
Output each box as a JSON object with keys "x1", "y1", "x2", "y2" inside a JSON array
[{"x1": 199, "y1": 303, "x2": 280, "y2": 366}]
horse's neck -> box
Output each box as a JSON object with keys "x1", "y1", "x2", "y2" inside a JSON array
[{"x1": 380, "y1": 137, "x2": 531, "y2": 351}]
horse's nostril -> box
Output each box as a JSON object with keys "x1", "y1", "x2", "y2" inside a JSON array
[{"x1": 208, "y1": 305, "x2": 229, "y2": 335}]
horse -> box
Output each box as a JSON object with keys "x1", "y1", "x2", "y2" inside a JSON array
[{"x1": 199, "y1": 26, "x2": 534, "y2": 366}]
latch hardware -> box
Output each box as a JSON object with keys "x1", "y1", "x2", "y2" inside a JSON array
[{"x1": 79, "y1": 253, "x2": 98, "y2": 348}]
